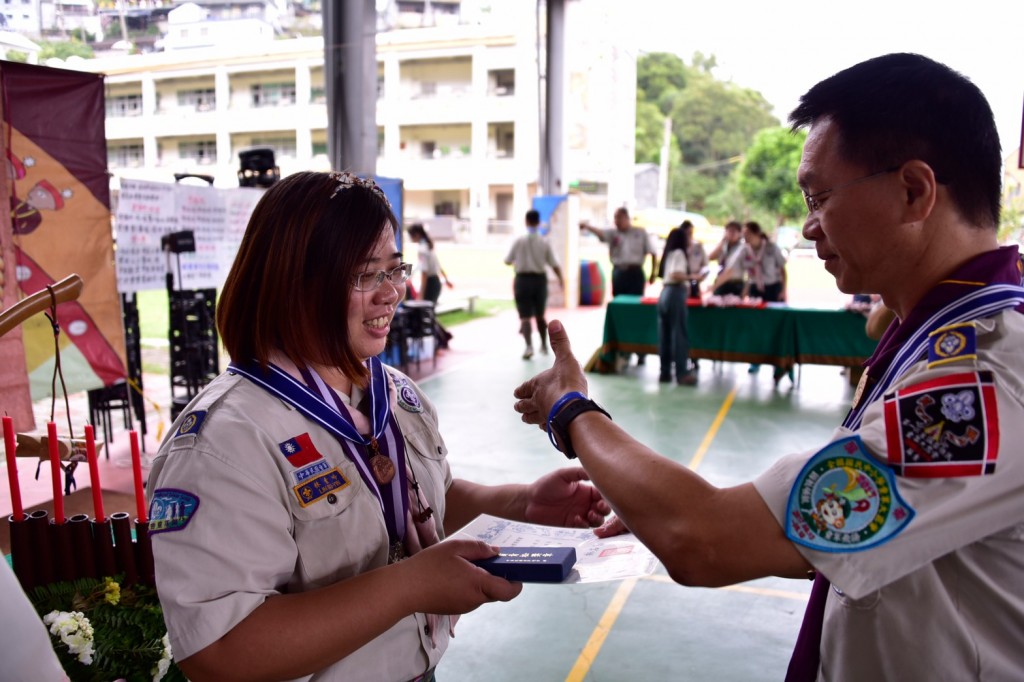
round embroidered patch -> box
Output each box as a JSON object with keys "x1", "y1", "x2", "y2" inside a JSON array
[
  {"x1": 785, "y1": 435, "x2": 914, "y2": 553},
  {"x1": 393, "y1": 376, "x2": 423, "y2": 413}
]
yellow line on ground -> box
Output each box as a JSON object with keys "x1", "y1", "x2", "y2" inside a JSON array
[
  {"x1": 687, "y1": 387, "x2": 738, "y2": 471},
  {"x1": 642, "y1": 574, "x2": 809, "y2": 602},
  {"x1": 564, "y1": 387, "x2": 739, "y2": 681},
  {"x1": 565, "y1": 578, "x2": 639, "y2": 682}
]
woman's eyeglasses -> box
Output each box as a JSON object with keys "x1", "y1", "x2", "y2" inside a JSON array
[{"x1": 353, "y1": 263, "x2": 413, "y2": 292}]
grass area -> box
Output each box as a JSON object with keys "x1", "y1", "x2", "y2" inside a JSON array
[{"x1": 437, "y1": 299, "x2": 516, "y2": 326}]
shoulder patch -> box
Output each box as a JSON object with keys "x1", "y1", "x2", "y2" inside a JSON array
[
  {"x1": 927, "y1": 322, "x2": 977, "y2": 368},
  {"x1": 174, "y1": 410, "x2": 207, "y2": 438},
  {"x1": 148, "y1": 488, "x2": 200, "y2": 534},
  {"x1": 392, "y1": 374, "x2": 423, "y2": 413},
  {"x1": 884, "y1": 370, "x2": 999, "y2": 478},
  {"x1": 785, "y1": 436, "x2": 914, "y2": 552}
]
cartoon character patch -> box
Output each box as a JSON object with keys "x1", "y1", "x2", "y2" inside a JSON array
[
  {"x1": 927, "y1": 323, "x2": 977, "y2": 368},
  {"x1": 279, "y1": 433, "x2": 324, "y2": 468},
  {"x1": 148, "y1": 488, "x2": 200, "y2": 534},
  {"x1": 884, "y1": 370, "x2": 999, "y2": 477},
  {"x1": 174, "y1": 410, "x2": 207, "y2": 438},
  {"x1": 785, "y1": 436, "x2": 914, "y2": 552},
  {"x1": 293, "y1": 468, "x2": 350, "y2": 507},
  {"x1": 392, "y1": 375, "x2": 423, "y2": 413}
]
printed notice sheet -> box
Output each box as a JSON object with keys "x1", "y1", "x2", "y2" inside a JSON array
[{"x1": 453, "y1": 514, "x2": 660, "y2": 584}]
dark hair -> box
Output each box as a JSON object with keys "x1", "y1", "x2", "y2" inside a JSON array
[
  {"x1": 525, "y1": 209, "x2": 540, "y2": 226},
  {"x1": 743, "y1": 221, "x2": 767, "y2": 241},
  {"x1": 658, "y1": 226, "x2": 691, "y2": 279},
  {"x1": 789, "y1": 53, "x2": 1000, "y2": 229},
  {"x1": 217, "y1": 171, "x2": 399, "y2": 383},
  {"x1": 407, "y1": 223, "x2": 434, "y2": 250},
  {"x1": 724, "y1": 220, "x2": 742, "y2": 232}
]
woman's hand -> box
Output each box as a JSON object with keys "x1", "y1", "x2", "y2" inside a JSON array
[
  {"x1": 398, "y1": 539, "x2": 522, "y2": 616},
  {"x1": 524, "y1": 467, "x2": 611, "y2": 528}
]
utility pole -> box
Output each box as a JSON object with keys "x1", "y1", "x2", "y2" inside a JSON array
[{"x1": 657, "y1": 116, "x2": 671, "y2": 209}]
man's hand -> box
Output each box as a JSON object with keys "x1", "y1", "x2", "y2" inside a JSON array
[
  {"x1": 513, "y1": 320, "x2": 588, "y2": 430},
  {"x1": 593, "y1": 515, "x2": 630, "y2": 538},
  {"x1": 524, "y1": 467, "x2": 611, "y2": 528}
]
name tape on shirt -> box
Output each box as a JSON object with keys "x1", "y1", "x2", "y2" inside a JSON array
[
  {"x1": 884, "y1": 370, "x2": 999, "y2": 478},
  {"x1": 293, "y1": 467, "x2": 350, "y2": 507},
  {"x1": 148, "y1": 488, "x2": 200, "y2": 534},
  {"x1": 785, "y1": 436, "x2": 914, "y2": 553},
  {"x1": 927, "y1": 322, "x2": 977, "y2": 368}
]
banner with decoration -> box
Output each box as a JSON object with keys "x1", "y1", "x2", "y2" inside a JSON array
[{"x1": 1, "y1": 61, "x2": 127, "y2": 429}]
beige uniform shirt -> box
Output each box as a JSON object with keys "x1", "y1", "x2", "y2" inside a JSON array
[
  {"x1": 596, "y1": 227, "x2": 654, "y2": 267},
  {"x1": 754, "y1": 310, "x2": 1024, "y2": 680},
  {"x1": 147, "y1": 367, "x2": 452, "y2": 681},
  {"x1": 505, "y1": 232, "x2": 559, "y2": 274}
]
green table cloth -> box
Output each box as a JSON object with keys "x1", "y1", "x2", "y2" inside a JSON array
[{"x1": 588, "y1": 295, "x2": 878, "y2": 373}]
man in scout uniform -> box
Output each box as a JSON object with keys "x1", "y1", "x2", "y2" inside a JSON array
[
  {"x1": 513, "y1": 53, "x2": 1024, "y2": 680},
  {"x1": 581, "y1": 207, "x2": 657, "y2": 299}
]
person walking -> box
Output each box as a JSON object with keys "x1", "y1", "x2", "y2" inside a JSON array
[
  {"x1": 505, "y1": 209, "x2": 565, "y2": 359},
  {"x1": 406, "y1": 223, "x2": 452, "y2": 305}
]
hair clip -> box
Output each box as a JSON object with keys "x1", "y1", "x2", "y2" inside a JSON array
[{"x1": 329, "y1": 171, "x2": 389, "y2": 204}]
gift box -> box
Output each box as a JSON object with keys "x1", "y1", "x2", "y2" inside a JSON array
[{"x1": 472, "y1": 546, "x2": 577, "y2": 582}]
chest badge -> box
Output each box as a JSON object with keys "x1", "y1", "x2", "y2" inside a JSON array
[{"x1": 392, "y1": 375, "x2": 423, "y2": 413}]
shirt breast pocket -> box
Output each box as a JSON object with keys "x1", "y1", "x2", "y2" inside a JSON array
[{"x1": 289, "y1": 459, "x2": 388, "y2": 587}]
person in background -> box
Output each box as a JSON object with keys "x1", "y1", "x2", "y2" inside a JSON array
[
  {"x1": 406, "y1": 223, "x2": 452, "y2": 305},
  {"x1": 657, "y1": 226, "x2": 698, "y2": 386},
  {"x1": 581, "y1": 207, "x2": 657, "y2": 365},
  {"x1": 681, "y1": 220, "x2": 709, "y2": 299},
  {"x1": 709, "y1": 221, "x2": 745, "y2": 296},
  {"x1": 740, "y1": 221, "x2": 791, "y2": 384},
  {"x1": 147, "y1": 171, "x2": 610, "y2": 681},
  {"x1": 505, "y1": 209, "x2": 565, "y2": 359},
  {"x1": 512, "y1": 52, "x2": 1024, "y2": 681}
]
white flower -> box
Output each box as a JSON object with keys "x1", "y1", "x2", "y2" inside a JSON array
[
  {"x1": 43, "y1": 610, "x2": 95, "y2": 665},
  {"x1": 152, "y1": 633, "x2": 173, "y2": 682}
]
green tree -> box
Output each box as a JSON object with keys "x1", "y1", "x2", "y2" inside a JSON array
[
  {"x1": 38, "y1": 39, "x2": 94, "y2": 61},
  {"x1": 736, "y1": 126, "x2": 808, "y2": 224},
  {"x1": 637, "y1": 52, "x2": 687, "y2": 115},
  {"x1": 635, "y1": 99, "x2": 666, "y2": 165}
]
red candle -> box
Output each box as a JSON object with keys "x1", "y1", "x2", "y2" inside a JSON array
[
  {"x1": 4, "y1": 415, "x2": 23, "y2": 519},
  {"x1": 84, "y1": 424, "x2": 105, "y2": 523},
  {"x1": 130, "y1": 430, "x2": 147, "y2": 523},
  {"x1": 47, "y1": 421, "x2": 64, "y2": 524}
]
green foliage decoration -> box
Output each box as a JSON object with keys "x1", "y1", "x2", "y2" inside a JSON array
[{"x1": 30, "y1": 576, "x2": 185, "y2": 682}]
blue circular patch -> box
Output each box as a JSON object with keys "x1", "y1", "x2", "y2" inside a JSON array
[{"x1": 785, "y1": 435, "x2": 914, "y2": 552}]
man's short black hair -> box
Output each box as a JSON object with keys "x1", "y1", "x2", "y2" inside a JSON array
[
  {"x1": 526, "y1": 209, "x2": 541, "y2": 226},
  {"x1": 789, "y1": 53, "x2": 1001, "y2": 229}
]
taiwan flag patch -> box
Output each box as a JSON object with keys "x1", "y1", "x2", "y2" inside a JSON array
[
  {"x1": 278, "y1": 433, "x2": 325, "y2": 468},
  {"x1": 884, "y1": 370, "x2": 999, "y2": 478}
]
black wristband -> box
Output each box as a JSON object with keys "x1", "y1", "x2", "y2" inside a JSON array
[{"x1": 549, "y1": 398, "x2": 611, "y2": 460}]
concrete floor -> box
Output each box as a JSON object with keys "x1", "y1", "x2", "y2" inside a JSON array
[
  {"x1": 5, "y1": 302, "x2": 865, "y2": 680},
  {"x1": 415, "y1": 305, "x2": 853, "y2": 681}
]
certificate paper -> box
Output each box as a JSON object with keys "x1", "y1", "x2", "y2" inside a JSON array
[{"x1": 453, "y1": 514, "x2": 660, "y2": 584}]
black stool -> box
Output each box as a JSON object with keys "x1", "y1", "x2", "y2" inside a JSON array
[{"x1": 87, "y1": 381, "x2": 133, "y2": 459}]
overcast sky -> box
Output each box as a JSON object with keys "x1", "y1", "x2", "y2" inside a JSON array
[{"x1": 626, "y1": 1, "x2": 1023, "y2": 158}]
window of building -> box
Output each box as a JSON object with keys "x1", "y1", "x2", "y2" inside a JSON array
[
  {"x1": 108, "y1": 144, "x2": 144, "y2": 168},
  {"x1": 419, "y1": 81, "x2": 436, "y2": 98},
  {"x1": 107, "y1": 94, "x2": 143, "y2": 117},
  {"x1": 248, "y1": 137, "x2": 296, "y2": 160},
  {"x1": 179, "y1": 140, "x2": 217, "y2": 165},
  {"x1": 489, "y1": 69, "x2": 515, "y2": 96},
  {"x1": 311, "y1": 86, "x2": 326, "y2": 104},
  {"x1": 251, "y1": 82, "x2": 297, "y2": 107},
  {"x1": 421, "y1": 140, "x2": 436, "y2": 159},
  {"x1": 177, "y1": 88, "x2": 215, "y2": 112}
]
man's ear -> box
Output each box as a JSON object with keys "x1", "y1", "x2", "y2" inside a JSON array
[{"x1": 898, "y1": 160, "x2": 938, "y2": 223}]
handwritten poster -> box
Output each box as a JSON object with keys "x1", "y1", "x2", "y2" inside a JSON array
[{"x1": 115, "y1": 179, "x2": 264, "y2": 293}]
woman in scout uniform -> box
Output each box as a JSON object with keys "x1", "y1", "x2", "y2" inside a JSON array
[{"x1": 146, "y1": 171, "x2": 609, "y2": 681}]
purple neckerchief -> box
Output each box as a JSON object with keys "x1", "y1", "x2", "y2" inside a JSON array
[
  {"x1": 865, "y1": 245, "x2": 1023, "y2": 385},
  {"x1": 787, "y1": 247, "x2": 1023, "y2": 682}
]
